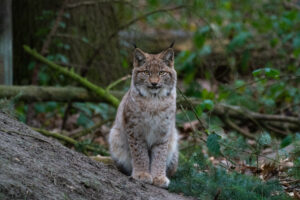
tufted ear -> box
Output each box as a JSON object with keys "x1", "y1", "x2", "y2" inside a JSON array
[
  {"x1": 160, "y1": 48, "x2": 174, "y2": 68},
  {"x1": 133, "y1": 48, "x2": 146, "y2": 68}
]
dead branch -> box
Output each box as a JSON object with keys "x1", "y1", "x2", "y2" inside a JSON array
[
  {"x1": 222, "y1": 117, "x2": 255, "y2": 139},
  {"x1": 214, "y1": 104, "x2": 299, "y2": 125},
  {"x1": 263, "y1": 123, "x2": 289, "y2": 136}
]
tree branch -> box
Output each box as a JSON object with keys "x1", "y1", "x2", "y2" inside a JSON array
[
  {"x1": 105, "y1": 75, "x2": 131, "y2": 91},
  {"x1": 32, "y1": 127, "x2": 109, "y2": 155},
  {"x1": 23, "y1": 46, "x2": 120, "y2": 108},
  {"x1": 222, "y1": 117, "x2": 255, "y2": 139}
]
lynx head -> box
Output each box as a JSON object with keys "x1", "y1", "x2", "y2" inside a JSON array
[{"x1": 132, "y1": 47, "x2": 177, "y2": 98}]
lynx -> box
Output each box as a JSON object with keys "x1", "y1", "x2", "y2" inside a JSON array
[{"x1": 108, "y1": 45, "x2": 178, "y2": 188}]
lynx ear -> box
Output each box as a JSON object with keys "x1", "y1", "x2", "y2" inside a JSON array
[
  {"x1": 160, "y1": 48, "x2": 174, "y2": 68},
  {"x1": 133, "y1": 48, "x2": 146, "y2": 68}
]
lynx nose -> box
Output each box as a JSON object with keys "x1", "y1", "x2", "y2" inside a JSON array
[{"x1": 151, "y1": 82, "x2": 158, "y2": 87}]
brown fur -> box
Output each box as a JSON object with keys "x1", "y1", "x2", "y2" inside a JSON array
[{"x1": 109, "y1": 47, "x2": 178, "y2": 188}]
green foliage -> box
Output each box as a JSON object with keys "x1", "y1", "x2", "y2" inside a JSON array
[
  {"x1": 280, "y1": 135, "x2": 293, "y2": 149},
  {"x1": 73, "y1": 102, "x2": 116, "y2": 128},
  {"x1": 289, "y1": 134, "x2": 300, "y2": 179},
  {"x1": 170, "y1": 148, "x2": 290, "y2": 200},
  {"x1": 258, "y1": 132, "x2": 272, "y2": 146},
  {"x1": 0, "y1": 98, "x2": 15, "y2": 116},
  {"x1": 0, "y1": 94, "x2": 23, "y2": 118},
  {"x1": 252, "y1": 68, "x2": 280, "y2": 79},
  {"x1": 206, "y1": 133, "x2": 221, "y2": 156}
]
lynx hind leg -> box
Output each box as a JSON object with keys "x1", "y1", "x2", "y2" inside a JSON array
[
  {"x1": 167, "y1": 149, "x2": 178, "y2": 177},
  {"x1": 109, "y1": 128, "x2": 132, "y2": 175},
  {"x1": 167, "y1": 129, "x2": 179, "y2": 177}
]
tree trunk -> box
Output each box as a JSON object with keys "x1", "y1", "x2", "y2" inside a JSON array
[
  {"x1": 0, "y1": 112, "x2": 193, "y2": 200},
  {"x1": 12, "y1": 0, "x2": 62, "y2": 85},
  {"x1": 0, "y1": 0, "x2": 13, "y2": 85},
  {"x1": 12, "y1": 0, "x2": 128, "y2": 86},
  {"x1": 57, "y1": 0, "x2": 128, "y2": 86}
]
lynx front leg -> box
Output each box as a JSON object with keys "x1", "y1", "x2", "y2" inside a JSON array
[
  {"x1": 127, "y1": 130, "x2": 153, "y2": 184},
  {"x1": 151, "y1": 141, "x2": 170, "y2": 188}
]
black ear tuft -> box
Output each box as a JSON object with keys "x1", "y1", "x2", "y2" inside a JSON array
[
  {"x1": 160, "y1": 48, "x2": 174, "y2": 67},
  {"x1": 132, "y1": 42, "x2": 137, "y2": 49},
  {"x1": 169, "y1": 41, "x2": 175, "y2": 48}
]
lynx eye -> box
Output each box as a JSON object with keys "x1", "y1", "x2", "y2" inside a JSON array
[
  {"x1": 159, "y1": 71, "x2": 167, "y2": 76},
  {"x1": 142, "y1": 70, "x2": 150, "y2": 75}
]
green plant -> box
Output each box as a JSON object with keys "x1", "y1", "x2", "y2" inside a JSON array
[{"x1": 170, "y1": 147, "x2": 291, "y2": 200}]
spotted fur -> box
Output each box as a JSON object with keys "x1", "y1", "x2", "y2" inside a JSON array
[{"x1": 109, "y1": 47, "x2": 178, "y2": 188}]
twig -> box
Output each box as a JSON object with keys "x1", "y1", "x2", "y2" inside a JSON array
[
  {"x1": 89, "y1": 155, "x2": 114, "y2": 165},
  {"x1": 179, "y1": 104, "x2": 201, "y2": 143},
  {"x1": 61, "y1": 101, "x2": 72, "y2": 130},
  {"x1": 106, "y1": 75, "x2": 131, "y2": 91},
  {"x1": 23, "y1": 46, "x2": 120, "y2": 108},
  {"x1": 263, "y1": 123, "x2": 289, "y2": 136},
  {"x1": 177, "y1": 87, "x2": 208, "y2": 131}
]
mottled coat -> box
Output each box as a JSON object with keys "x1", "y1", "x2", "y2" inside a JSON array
[{"x1": 109, "y1": 47, "x2": 178, "y2": 188}]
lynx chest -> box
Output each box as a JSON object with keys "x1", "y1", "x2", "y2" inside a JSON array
[{"x1": 136, "y1": 98, "x2": 175, "y2": 147}]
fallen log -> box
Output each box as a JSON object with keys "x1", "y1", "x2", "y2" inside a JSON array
[
  {"x1": 0, "y1": 85, "x2": 298, "y2": 127},
  {"x1": 0, "y1": 112, "x2": 193, "y2": 200},
  {"x1": 0, "y1": 85, "x2": 123, "y2": 102}
]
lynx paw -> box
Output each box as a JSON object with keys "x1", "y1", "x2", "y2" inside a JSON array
[
  {"x1": 132, "y1": 172, "x2": 153, "y2": 184},
  {"x1": 153, "y1": 175, "x2": 170, "y2": 188}
]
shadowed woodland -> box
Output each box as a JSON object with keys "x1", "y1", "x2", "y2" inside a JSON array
[{"x1": 0, "y1": 0, "x2": 300, "y2": 199}]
